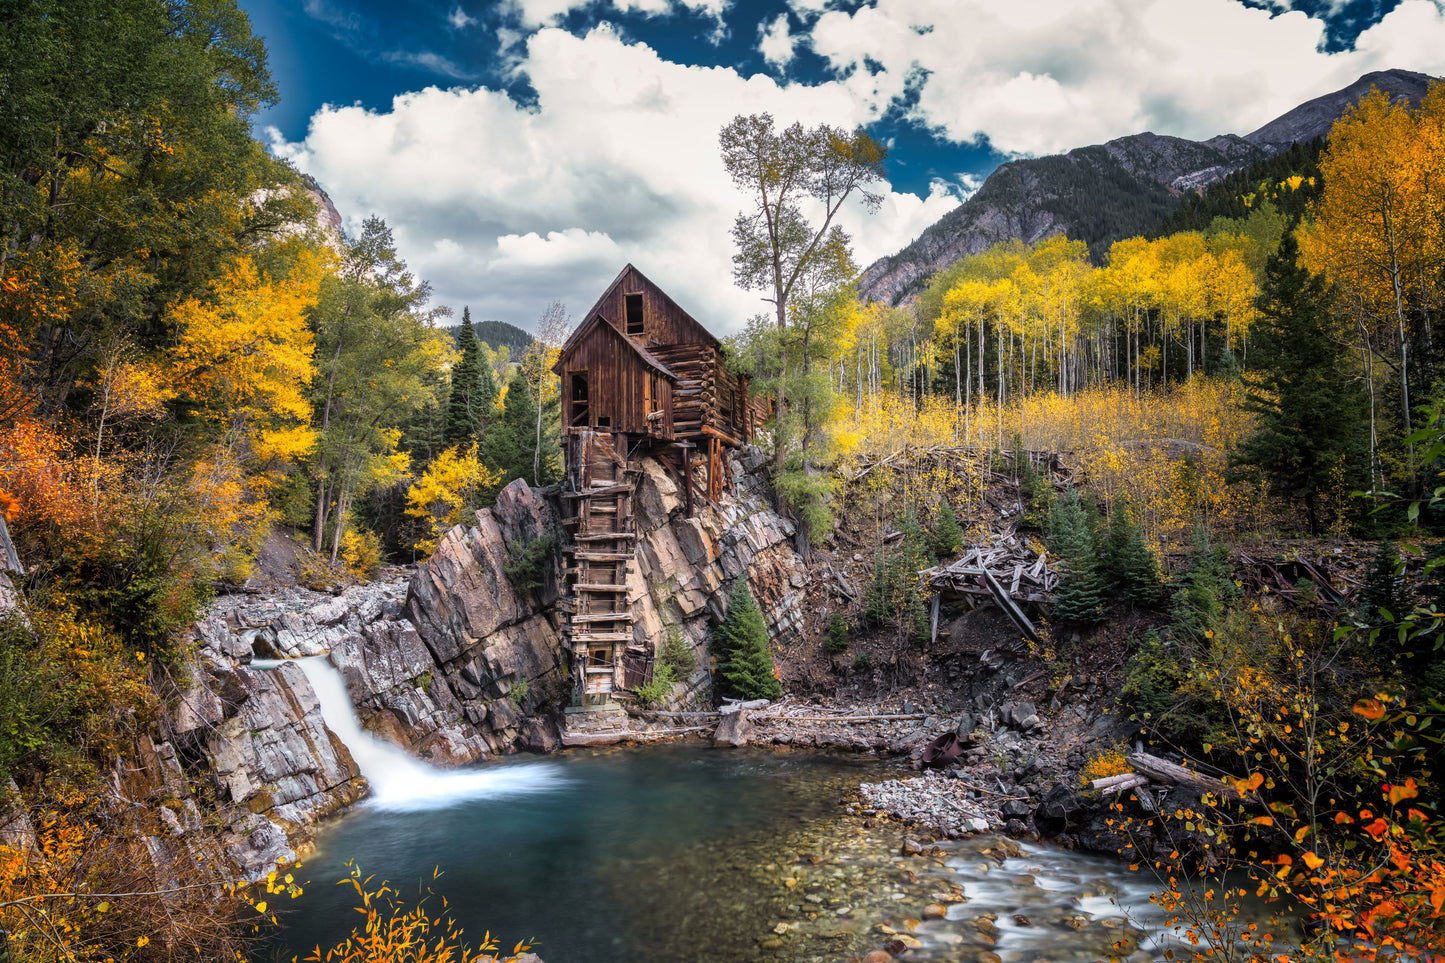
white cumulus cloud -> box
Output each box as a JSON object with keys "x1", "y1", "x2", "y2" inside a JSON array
[
  {"x1": 273, "y1": 24, "x2": 953, "y2": 331},
  {"x1": 275, "y1": 0, "x2": 1445, "y2": 330},
  {"x1": 805, "y1": 0, "x2": 1445, "y2": 157},
  {"x1": 758, "y1": 13, "x2": 797, "y2": 70}
]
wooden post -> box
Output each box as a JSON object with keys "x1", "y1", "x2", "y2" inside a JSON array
[{"x1": 679, "y1": 440, "x2": 695, "y2": 517}]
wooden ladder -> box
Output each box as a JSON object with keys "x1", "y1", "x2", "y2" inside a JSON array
[{"x1": 562, "y1": 432, "x2": 641, "y2": 708}]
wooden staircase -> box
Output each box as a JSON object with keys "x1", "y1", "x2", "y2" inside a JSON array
[{"x1": 562, "y1": 431, "x2": 642, "y2": 709}]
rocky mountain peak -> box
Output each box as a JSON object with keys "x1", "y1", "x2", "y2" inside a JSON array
[
  {"x1": 859, "y1": 68, "x2": 1439, "y2": 307},
  {"x1": 1244, "y1": 68, "x2": 1434, "y2": 147}
]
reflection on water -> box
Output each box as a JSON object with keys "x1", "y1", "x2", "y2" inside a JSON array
[{"x1": 268, "y1": 742, "x2": 1298, "y2": 963}]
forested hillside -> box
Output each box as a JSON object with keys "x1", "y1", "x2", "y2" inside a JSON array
[
  {"x1": 0, "y1": 4, "x2": 566, "y2": 956},
  {"x1": 859, "y1": 68, "x2": 1434, "y2": 307},
  {"x1": 723, "y1": 78, "x2": 1445, "y2": 960}
]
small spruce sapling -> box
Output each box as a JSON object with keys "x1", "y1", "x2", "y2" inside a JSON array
[
  {"x1": 931, "y1": 500, "x2": 965, "y2": 557},
  {"x1": 714, "y1": 581, "x2": 782, "y2": 701},
  {"x1": 1049, "y1": 488, "x2": 1106, "y2": 627},
  {"x1": 1101, "y1": 498, "x2": 1162, "y2": 607},
  {"x1": 1356, "y1": 539, "x2": 1403, "y2": 626}
]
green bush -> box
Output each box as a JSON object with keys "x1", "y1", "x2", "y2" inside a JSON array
[
  {"x1": 825, "y1": 613, "x2": 850, "y2": 654},
  {"x1": 507, "y1": 677, "x2": 530, "y2": 708},
  {"x1": 658, "y1": 624, "x2": 694, "y2": 677},
  {"x1": 1170, "y1": 526, "x2": 1238, "y2": 646},
  {"x1": 775, "y1": 464, "x2": 835, "y2": 543},
  {"x1": 633, "y1": 625, "x2": 694, "y2": 709},
  {"x1": 1120, "y1": 630, "x2": 1187, "y2": 735},
  {"x1": 632, "y1": 664, "x2": 676, "y2": 709},
  {"x1": 713, "y1": 581, "x2": 782, "y2": 701},
  {"x1": 862, "y1": 510, "x2": 933, "y2": 642},
  {"x1": 504, "y1": 535, "x2": 556, "y2": 594}
]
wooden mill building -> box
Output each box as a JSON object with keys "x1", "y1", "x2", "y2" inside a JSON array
[{"x1": 553, "y1": 264, "x2": 769, "y2": 708}]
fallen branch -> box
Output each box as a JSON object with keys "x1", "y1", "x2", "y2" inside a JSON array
[
  {"x1": 752, "y1": 713, "x2": 928, "y2": 724},
  {"x1": 562, "y1": 726, "x2": 709, "y2": 747}
]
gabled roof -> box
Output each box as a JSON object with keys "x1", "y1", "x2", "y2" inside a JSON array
[
  {"x1": 552, "y1": 310, "x2": 678, "y2": 380},
  {"x1": 559, "y1": 263, "x2": 723, "y2": 358}
]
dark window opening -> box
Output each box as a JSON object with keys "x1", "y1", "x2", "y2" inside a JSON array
[
  {"x1": 625, "y1": 294, "x2": 644, "y2": 336},
  {"x1": 569, "y1": 371, "x2": 589, "y2": 427},
  {"x1": 596, "y1": 416, "x2": 611, "y2": 428}
]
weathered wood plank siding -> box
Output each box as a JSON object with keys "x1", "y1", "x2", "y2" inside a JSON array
[{"x1": 560, "y1": 321, "x2": 673, "y2": 438}]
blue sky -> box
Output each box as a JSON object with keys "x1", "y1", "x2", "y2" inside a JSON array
[{"x1": 241, "y1": 0, "x2": 1445, "y2": 333}]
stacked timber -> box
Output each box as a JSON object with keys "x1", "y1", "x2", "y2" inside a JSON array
[
  {"x1": 651, "y1": 344, "x2": 715, "y2": 437},
  {"x1": 561, "y1": 431, "x2": 640, "y2": 708}
]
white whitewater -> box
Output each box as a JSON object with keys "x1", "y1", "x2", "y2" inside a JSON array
[{"x1": 254, "y1": 656, "x2": 569, "y2": 812}]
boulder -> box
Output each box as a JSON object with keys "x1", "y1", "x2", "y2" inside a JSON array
[
  {"x1": 714, "y1": 710, "x2": 752, "y2": 747},
  {"x1": 1034, "y1": 783, "x2": 1088, "y2": 834},
  {"x1": 1001, "y1": 701, "x2": 1040, "y2": 731}
]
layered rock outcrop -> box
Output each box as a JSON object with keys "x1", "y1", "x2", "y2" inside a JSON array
[{"x1": 149, "y1": 452, "x2": 817, "y2": 878}]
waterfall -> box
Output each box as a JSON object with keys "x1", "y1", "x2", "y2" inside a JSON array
[{"x1": 254, "y1": 656, "x2": 568, "y2": 812}]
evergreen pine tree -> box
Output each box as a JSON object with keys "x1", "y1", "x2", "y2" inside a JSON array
[
  {"x1": 714, "y1": 581, "x2": 782, "y2": 701},
  {"x1": 1102, "y1": 498, "x2": 1162, "y2": 607},
  {"x1": 1233, "y1": 231, "x2": 1367, "y2": 534},
  {"x1": 483, "y1": 371, "x2": 539, "y2": 484},
  {"x1": 931, "y1": 500, "x2": 965, "y2": 557},
  {"x1": 1049, "y1": 489, "x2": 1106, "y2": 626},
  {"x1": 474, "y1": 340, "x2": 499, "y2": 425},
  {"x1": 1357, "y1": 539, "x2": 1403, "y2": 625},
  {"x1": 1022, "y1": 469, "x2": 1056, "y2": 532},
  {"x1": 1170, "y1": 526, "x2": 1238, "y2": 646},
  {"x1": 444, "y1": 308, "x2": 485, "y2": 446}
]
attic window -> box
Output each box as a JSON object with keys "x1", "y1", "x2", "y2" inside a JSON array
[{"x1": 625, "y1": 294, "x2": 645, "y2": 336}]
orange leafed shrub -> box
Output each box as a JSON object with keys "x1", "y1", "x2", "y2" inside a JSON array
[{"x1": 304, "y1": 862, "x2": 533, "y2": 963}]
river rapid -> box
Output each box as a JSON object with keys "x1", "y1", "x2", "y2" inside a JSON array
[{"x1": 263, "y1": 658, "x2": 1275, "y2": 963}]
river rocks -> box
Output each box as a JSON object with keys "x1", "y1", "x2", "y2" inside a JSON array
[
  {"x1": 858, "y1": 773, "x2": 998, "y2": 837},
  {"x1": 1000, "y1": 701, "x2": 1041, "y2": 732},
  {"x1": 1034, "y1": 784, "x2": 1088, "y2": 834}
]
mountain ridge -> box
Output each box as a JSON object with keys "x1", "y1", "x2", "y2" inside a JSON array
[{"x1": 859, "y1": 68, "x2": 1436, "y2": 306}]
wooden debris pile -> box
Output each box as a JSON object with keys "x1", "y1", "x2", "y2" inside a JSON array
[
  {"x1": 1235, "y1": 552, "x2": 1355, "y2": 609},
  {"x1": 920, "y1": 535, "x2": 1058, "y2": 643}
]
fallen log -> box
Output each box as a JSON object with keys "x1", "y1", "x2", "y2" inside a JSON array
[
  {"x1": 562, "y1": 726, "x2": 710, "y2": 747},
  {"x1": 719, "y1": 698, "x2": 770, "y2": 715},
  {"x1": 1091, "y1": 771, "x2": 1142, "y2": 791},
  {"x1": 1127, "y1": 752, "x2": 1249, "y2": 802},
  {"x1": 1101, "y1": 774, "x2": 1150, "y2": 795}
]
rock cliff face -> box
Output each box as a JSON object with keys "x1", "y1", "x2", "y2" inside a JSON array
[{"x1": 158, "y1": 452, "x2": 815, "y2": 879}]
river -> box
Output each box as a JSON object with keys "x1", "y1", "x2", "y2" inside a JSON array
[{"x1": 264, "y1": 657, "x2": 1281, "y2": 963}]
